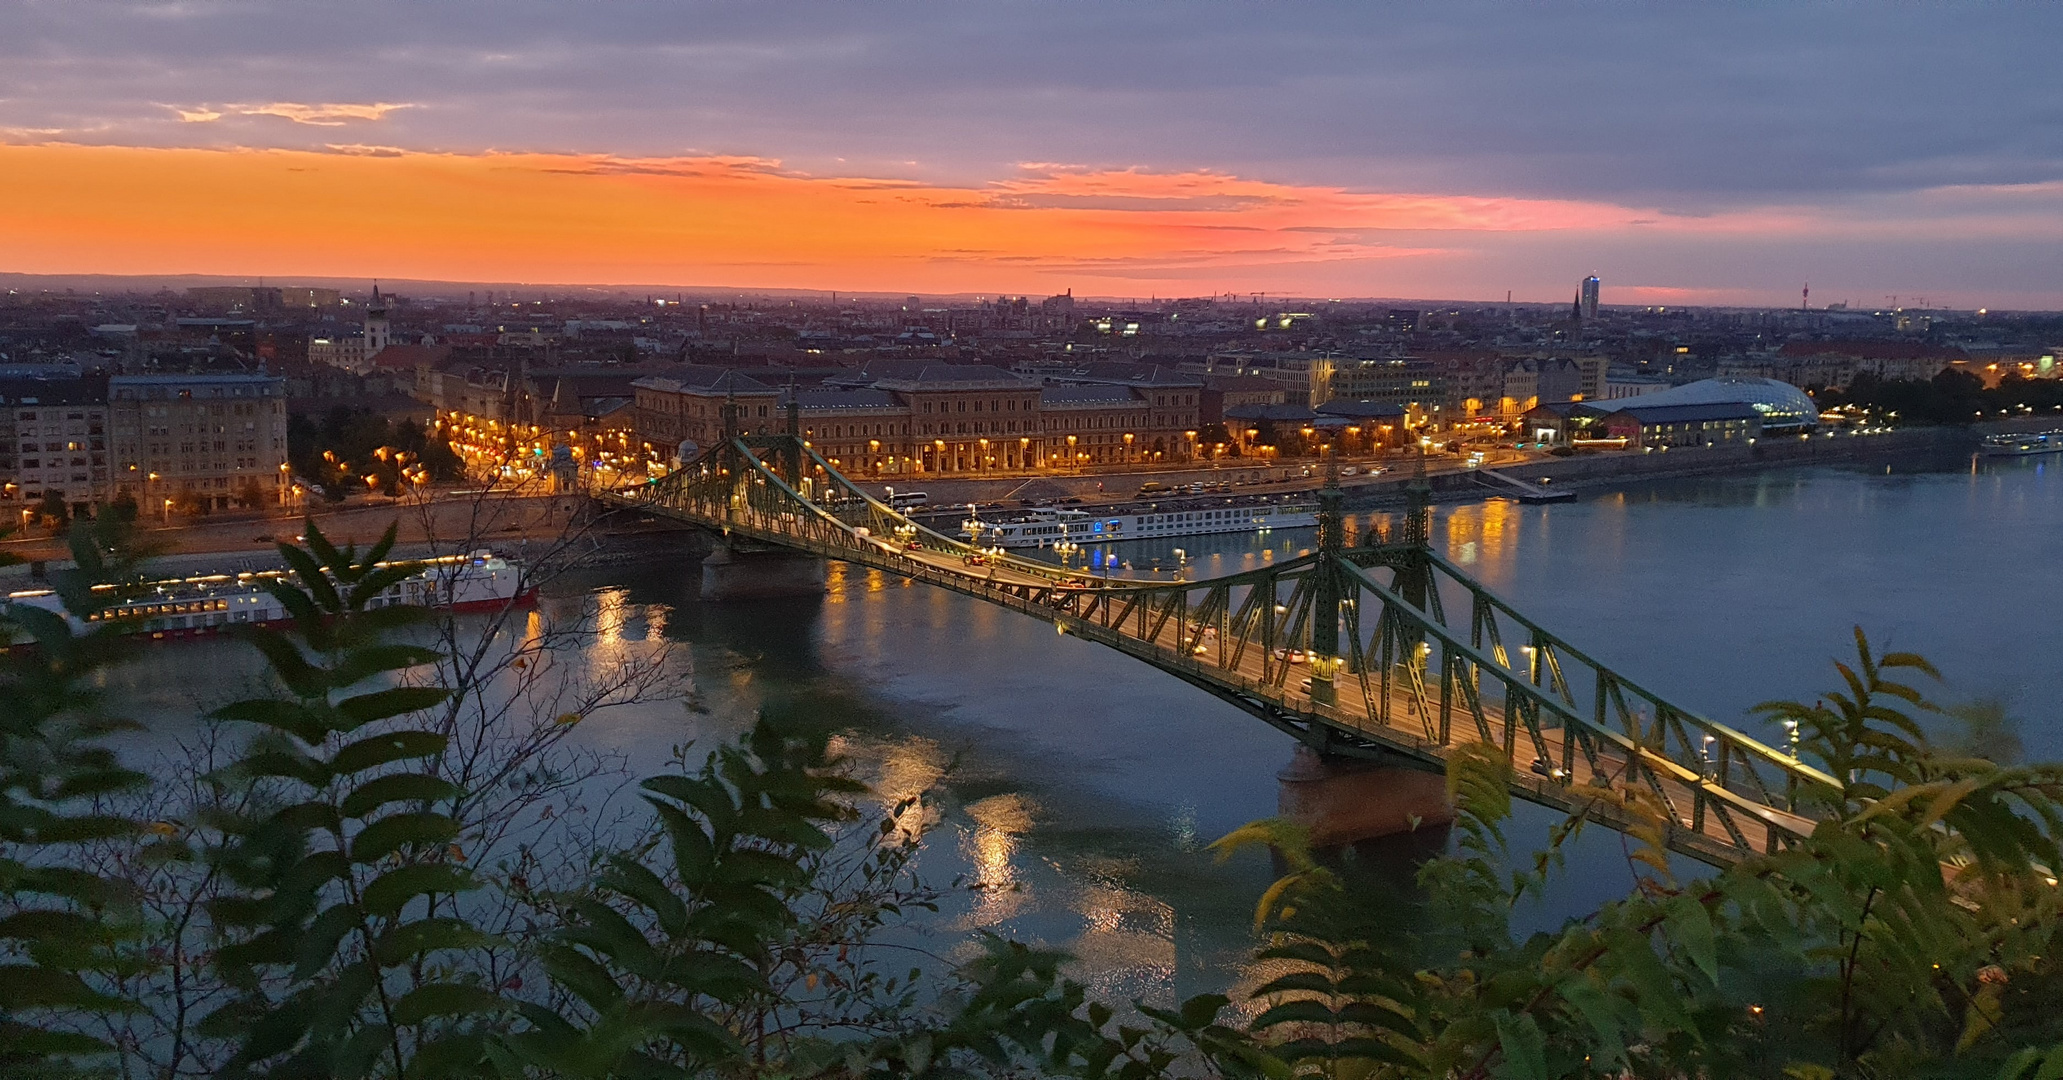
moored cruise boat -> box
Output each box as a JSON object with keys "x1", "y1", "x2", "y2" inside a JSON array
[
  {"x1": 961, "y1": 498, "x2": 1318, "y2": 549},
  {"x1": 3, "y1": 551, "x2": 534, "y2": 641},
  {"x1": 1981, "y1": 430, "x2": 2063, "y2": 457}
]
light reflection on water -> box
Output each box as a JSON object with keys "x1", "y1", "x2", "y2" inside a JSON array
[{"x1": 103, "y1": 453, "x2": 2063, "y2": 998}]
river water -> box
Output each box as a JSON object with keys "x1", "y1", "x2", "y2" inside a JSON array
[{"x1": 109, "y1": 450, "x2": 2063, "y2": 1005}]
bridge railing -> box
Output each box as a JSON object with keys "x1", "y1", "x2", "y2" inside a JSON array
[
  {"x1": 632, "y1": 438, "x2": 1100, "y2": 587},
  {"x1": 1336, "y1": 553, "x2": 1831, "y2": 854},
  {"x1": 616, "y1": 447, "x2": 1829, "y2": 861}
]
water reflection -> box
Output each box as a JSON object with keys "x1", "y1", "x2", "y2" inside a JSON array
[
  {"x1": 960, "y1": 793, "x2": 1035, "y2": 928},
  {"x1": 98, "y1": 452, "x2": 2063, "y2": 1002}
]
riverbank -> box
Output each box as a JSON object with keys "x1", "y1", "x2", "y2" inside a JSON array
[{"x1": 0, "y1": 417, "x2": 2037, "y2": 571}]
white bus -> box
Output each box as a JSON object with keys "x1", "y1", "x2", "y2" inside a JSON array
[{"x1": 884, "y1": 490, "x2": 928, "y2": 509}]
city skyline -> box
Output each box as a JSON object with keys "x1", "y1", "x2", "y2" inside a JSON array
[{"x1": 5, "y1": 3, "x2": 2063, "y2": 308}]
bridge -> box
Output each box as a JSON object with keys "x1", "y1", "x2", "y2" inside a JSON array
[{"x1": 599, "y1": 428, "x2": 1834, "y2": 868}]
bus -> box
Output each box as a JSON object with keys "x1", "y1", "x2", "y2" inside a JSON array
[{"x1": 885, "y1": 490, "x2": 928, "y2": 509}]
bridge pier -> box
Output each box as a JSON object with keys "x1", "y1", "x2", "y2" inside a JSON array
[
  {"x1": 1277, "y1": 745, "x2": 1455, "y2": 849},
  {"x1": 699, "y1": 541, "x2": 827, "y2": 601}
]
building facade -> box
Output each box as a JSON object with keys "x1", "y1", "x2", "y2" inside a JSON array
[
  {"x1": 109, "y1": 374, "x2": 290, "y2": 511},
  {"x1": 1, "y1": 379, "x2": 111, "y2": 514},
  {"x1": 630, "y1": 362, "x2": 1206, "y2": 475}
]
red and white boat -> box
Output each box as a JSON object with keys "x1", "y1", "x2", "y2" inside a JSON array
[{"x1": 4, "y1": 551, "x2": 535, "y2": 641}]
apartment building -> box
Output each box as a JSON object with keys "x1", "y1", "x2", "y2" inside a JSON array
[
  {"x1": 0, "y1": 379, "x2": 111, "y2": 514},
  {"x1": 109, "y1": 374, "x2": 289, "y2": 511}
]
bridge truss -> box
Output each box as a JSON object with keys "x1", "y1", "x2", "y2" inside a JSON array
[{"x1": 600, "y1": 431, "x2": 1835, "y2": 867}]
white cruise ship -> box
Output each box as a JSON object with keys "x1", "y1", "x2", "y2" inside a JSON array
[
  {"x1": 4, "y1": 551, "x2": 533, "y2": 642},
  {"x1": 960, "y1": 499, "x2": 1317, "y2": 548}
]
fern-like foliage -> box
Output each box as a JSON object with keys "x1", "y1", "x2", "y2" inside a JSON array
[
  {"x1": 488, "y1": 716, "x2": 866, "y2": 1076},
  {"x1": 0, "y1": 518, "x2": 151, "y2": 1075},
  {"x1": 198, "y1": 521, "x2": 503, "y2": 1078}
]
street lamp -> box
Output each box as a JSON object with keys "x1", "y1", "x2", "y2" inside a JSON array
[
  {"x1": 1123, "y1": 432, "x2": 1134, "y2": 465},
  {"x1": 161, "y1": 497, "x2": 172, "y2": 525},
  {"x1": 1066, "y1": 434, "x2": 1077, "y2": 474}
]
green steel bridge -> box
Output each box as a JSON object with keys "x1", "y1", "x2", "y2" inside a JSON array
[{"x1": 599, "y1": 431, "x2": 1834, "y2": 868}]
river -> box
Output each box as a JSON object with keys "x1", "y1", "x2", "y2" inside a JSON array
[{"x1": 106, "y1": 448, "x2": 2063, "y2": 1006}]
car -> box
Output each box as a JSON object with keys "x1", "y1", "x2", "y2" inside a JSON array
[{"x1": 1138, "y1": 481, "x2": 1169, "y2": 494}]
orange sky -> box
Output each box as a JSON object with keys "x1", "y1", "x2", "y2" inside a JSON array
[
  {"x1": 4, "y1": 141, "x2": 2058, "y2": 304},
  {"x1": 0, "y1": 142, "x2": 1699, "y2": 297}
]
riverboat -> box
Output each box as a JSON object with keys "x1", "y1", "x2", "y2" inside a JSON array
[
  {"x1": 3, "y1": 550, "x2": 534, "y2": 641},
  {"x1": 960, "y1": 498, "x2": 1318, "y2": 549},
  {"x1": 1981, "y1": 430, "x2": 2063, "y2": 457}
]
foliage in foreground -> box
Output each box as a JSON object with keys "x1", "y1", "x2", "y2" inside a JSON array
[{"x1": 0, "y1": 520, "x2": 2060, "y2": 1078}]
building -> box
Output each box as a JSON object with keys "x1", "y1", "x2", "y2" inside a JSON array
[
  {"x1": 630, "y1": 367, "x2": 782, "y2": 460},
  {"x1": 1581, "y1": 276, "x2": 1601, "y2": 321},
  {"x1": 1587, "y1": 376, "x2": 1819, "y2": 433},
  {"x1": 1603, "y1": 372, "x2": 1672, "y2": 399},
  {"x1": 108, "y1": 374, "x2": 290, "y2": 512},
  {"x1": 308, "y1": 285, "x2": 393, "y2": 373},
  {"x1": 1, "y1": 379, "x2": 111, "y2": 515},
  {"x1": 1597, "y1": 402, "x2": 1760, "y2": 448},
  {"x1": 628, "y1": 361, "x2": 1201, "y2": 476},
  {"x1": 1259, "y1": 354, "x2": 1442, "y2": 410}
]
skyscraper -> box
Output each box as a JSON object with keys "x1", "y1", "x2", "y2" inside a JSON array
[{"x1": 1580, "y1": 276, "x2": 1601, "y2": 321}]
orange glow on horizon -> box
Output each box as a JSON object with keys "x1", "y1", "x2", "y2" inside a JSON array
[{"x1": 0, "y1": 141, "x2": 2012, "y2": 298}]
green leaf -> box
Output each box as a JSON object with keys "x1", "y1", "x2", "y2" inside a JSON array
[
  {"x1": 362, "y1": 863, "x2": 475, "y2": 919},
  {"x1": 599, "y1": 855, "x2": 689, "y2": 937},
  {"x1": 336, "y1": 686, "x2": 452, "y2": 729},
  {"x1": 211, "y1": 697, "x2": 330, "y2": 744},
  {"x1": 330, "y1": 644, "x2": 444, "y2": 689},
  {"x1": 333, "y1": 730, "x2": 448, "y2": 776},
  {"x1": 349, "y1": 811, "x2": 459, "y2": 864},
  {"x1": 392, "y1": 982, "x2": 505, "y2": 1026},
  {"x1": 341, "y1": 772, "x2": 459, "y2": 819},
  {"x1": 375, "y1": 917, "x2": 494, "y2": 965},
  {"x1": 1665, "y1": 894, "x2": 1720, "y2": 985},
  {"x1": 278, "y1": 542, "x2": 343, "y2": 612},
  {"x1": 1492, "y1": 1011, "x2": 1548, "y2": 1080},
  {"x1": 292, "y1": 903, "x2": 361, "y2": 982},
  {"x1": 537, "y1": 942, "x2": 623, "y2": 1010}
]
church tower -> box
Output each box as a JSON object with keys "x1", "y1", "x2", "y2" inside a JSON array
[{"x1": 363, "y1": 282, "x2": 391, "y2": 362}]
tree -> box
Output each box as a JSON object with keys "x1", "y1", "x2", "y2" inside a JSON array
[
  {"x1": 34, "y1": 489, "x2": 68, "y2": 527},
  {"x1": 6, "y1": 516, "x2": 2062, "y2": 1080}
]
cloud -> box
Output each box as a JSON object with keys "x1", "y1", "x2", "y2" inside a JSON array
[
  {"x1": 4, "y1": 143, "x2": 2061, "y2": 306},
  {"x1": 164, "y1": 102, "x2": 414, "y2": 126}
]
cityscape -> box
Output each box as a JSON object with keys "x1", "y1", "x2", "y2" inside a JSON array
[
  {"x1": 4, "y1": 278, "x2": 2058, "y2": 524},
  {"x1": 4, "y1": 4, "x2": 2063, "y2": 1078}
]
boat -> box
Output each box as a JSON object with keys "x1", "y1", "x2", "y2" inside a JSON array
[
  {"x1": 1981, "y1": 430, "x2": 2063, "y2": 457},
  {"x1": 3, "y1": 550, "x2": 535, "y2": 641},
  {"x1": 960, "y1": 497, "x2": 1318, "y2": 549}
]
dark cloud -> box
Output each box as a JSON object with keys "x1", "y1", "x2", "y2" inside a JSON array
[{"x1": 4, "y1": 0, "x2": 2061, "y2": 210}]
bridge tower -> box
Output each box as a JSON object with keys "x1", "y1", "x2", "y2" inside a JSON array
[{"x1": 699, "y1": 379, "x2": 829, "y2": 600}]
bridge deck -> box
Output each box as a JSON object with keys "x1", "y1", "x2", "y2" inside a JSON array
[{"x1": 601, "y1": 436, "x2": 1832, "y2": 867}]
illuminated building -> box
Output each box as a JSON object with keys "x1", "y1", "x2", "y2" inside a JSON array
[{"x1": 109, "y1": 374, "x2": 289, "y2": 512}]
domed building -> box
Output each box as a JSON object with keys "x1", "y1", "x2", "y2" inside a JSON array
[{"x1": 1591, "y1": 377, "x2": 1819, "y2": 432}]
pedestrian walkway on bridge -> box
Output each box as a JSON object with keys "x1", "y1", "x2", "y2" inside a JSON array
[{"x1": 598, "y1": 426, "x2": 1833, "y2": 868}]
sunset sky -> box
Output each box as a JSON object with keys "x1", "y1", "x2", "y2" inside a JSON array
[{"x1": 4, "y1": 2, "x2": 2062, "y2": 307}]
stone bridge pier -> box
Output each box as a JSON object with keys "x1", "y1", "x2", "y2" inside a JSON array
[
  {"x1": 700, "y1": 540, "x2": 828, "y2": 601},
  {"x1": 1277, "y1": 745, "x2": 1456, "y2": 850}
]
